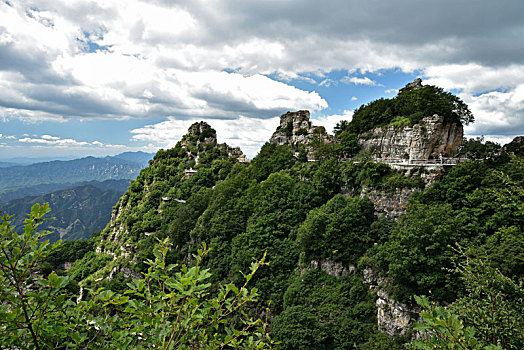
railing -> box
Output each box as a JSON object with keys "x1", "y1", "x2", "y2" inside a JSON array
[{"x1": 375, "y1": 157, "x2": 467, "y2": 166}]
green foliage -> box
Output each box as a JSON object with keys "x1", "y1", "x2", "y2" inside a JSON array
[
  {"x1": 454, "y1": 136, "x2": 502, "y2": 161},
  {"x1": 284, "y1": 121, "x2": 293, "y2": 137},
  {"x1": 345, "y1": 83, "x2": 474, "y2": 134},
  {"x1": 479, "y1": 226, "x2": 524, "y2": 283},
  {"x1": 0, "y1": 206, "x2": 274, "y2": 349},
  {"x1": 46, "y1": 114, "x2": 523, "y2": 349},
  {"x1": 294, "y1": 127, "x2": 308, "y2": 136},
  {"x1": 336, "y1": 131, "x2": 361, "y2": 158},
  {"x1": 387, "y1": 116, "x2": 412, "y2": 128},
  {"x1": 375, "y1": 156, "x2": 524, "y2": 302},
  {"x1": 0, "y1": 203, "x2": 72, "y2": 348},
  {"x1": 411, "y1": 295, "x2": 497, "y2": 350},
  {"x1": 273, "y1": 270, "x2": 402, "y2": 350},
  {"x1": 411, "y1": 252, "x2": 523, "y2": 350},
  {"x1": 250, "y1": 143, "x2": 295, "y2": 182},
  {"x1": 376, "y1": 202, "x2": 474, "y2": 302},
  {"x1": 297, "y1": 195, "x2": 376, "y2": 264}
]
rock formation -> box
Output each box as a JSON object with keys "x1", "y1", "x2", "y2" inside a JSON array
[
  {"x1": 359, "y1": 115, "x2": 463, "y2": 160},
  {"x1": 363, "y1": 268, "x2": 418, "y2": 336},
  {"x1": 270, "y1": 110, "x2": 334, "y2": 147},
  {"x1": 360, "y1": 187, "x2": 419, "y2": 219},
  {"x1": 180, "y1": 121, "x2": 217, "y2": 148}
]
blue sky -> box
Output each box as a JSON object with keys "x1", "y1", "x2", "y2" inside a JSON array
[{"x1": 1, "y1": 0, "x2": 523, "y2": 160}]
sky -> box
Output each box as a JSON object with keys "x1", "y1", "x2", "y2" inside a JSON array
[{"x1": 1, "y1": 0, "x2": 524, "y2": 160}]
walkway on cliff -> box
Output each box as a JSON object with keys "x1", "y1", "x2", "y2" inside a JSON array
[
  {"x1": 342, "y1": 157, "x2": 467, "y2": 169},
  {"x1": 375, "y1": 157, "x2": 467, "y2": 169}
]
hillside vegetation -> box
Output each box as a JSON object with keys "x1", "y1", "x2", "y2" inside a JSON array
[
  {"x1": 342, "y1": 79, "x2": 474, "y2": 135},
  {"x1": 3, "y1": 84, "x2": 522, "y2": 349}
]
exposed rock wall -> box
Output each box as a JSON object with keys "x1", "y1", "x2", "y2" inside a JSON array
[
  {"x1": 363, "y1": 268, "x2": 419, "y2": 336},
  {"x1": 360, "y1": 187, "x2": 419, "y2": 219},
  {"x1": 359, "y1": 115, "x2": 463, "y2": 160},
  {"x1": 307, "y1": 260, "x2": 356, "y2": 277}
]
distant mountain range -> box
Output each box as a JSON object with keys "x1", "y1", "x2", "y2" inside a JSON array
[
  {"x1": 0, "y1": 151, "x2": 154, "y2": 195},
  {"x1": 0, "y1": 151, "x2": 154, "y2": 241},
  {"x1": 1, "y1": 179, "x2": 129, "y2": 242}
]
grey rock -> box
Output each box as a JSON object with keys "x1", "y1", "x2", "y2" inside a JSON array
[
  {"x1": 362, "y1": 268, "x2": 418, "y2": 336},
  {"x1": 359, "y1": 115, "x2": 463, "y2": 161},
  {"x1": 270, "y1": 110, "x2": 334, "y2": 148},
  {"x1": 309, "y1": 260, "x2": 356, "y2": 277},
  {"x1": 360, "y1": 187, "x2": 419, "y2": 219}
]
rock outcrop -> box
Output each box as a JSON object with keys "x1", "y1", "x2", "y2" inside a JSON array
[
  {"x1": 360, "y1": 187, "x2": 419, "y2": 219},
  {"x1": 307, "y1": 260, "x2": 356, "y2": 277},
  {"x1": 359, "y1": 115, "x2": 463, "y2": 161},
  {"x1": 270, "y1": 110, "x2": 334, "y2": 147},
  {"x1": 180, "y1": 121, "x2": 217, "y2": 148},
  {"x1": 363, "y1": 268, "x2": 418, "y2": 336}
]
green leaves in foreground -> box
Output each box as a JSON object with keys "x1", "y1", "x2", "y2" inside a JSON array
[
  {"x1": 410, "y1": 249, "x2": 523, "y2": 350},
  {"x1": 0, "y1": 205, "x2": 273, "y2": 349}
]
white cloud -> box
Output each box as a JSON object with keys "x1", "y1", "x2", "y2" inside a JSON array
[
  {"x1": 313, "y1": 110, "x2": 354, "y2": 135},
  {"x1": 17, "y1": 134, "x2": 127, "y2": 149},
  {"x1": 343, "y1": 76, "x2": 377, "y2": 86},
  {"x1": 0, "y1": 0, "x2": 523, "y2": 151},
  {"x1": 351, "y1": 96, "x2": 357, "y2": 101},
  {"x1": 41, "y1": 134, "x2": 60, "y2": 140},
  {"x1": 131, "y1": 116, "x2": 280, "y2": 158},
  {"x1": 423, "y1": 65, "x2": 524, "y2": 139}
]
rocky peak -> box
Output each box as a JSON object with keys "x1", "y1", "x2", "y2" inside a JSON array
[
  {"x1": 270, "y1": 110, "x2": 334, "y2": 147},
  {"x1": 180, "y1": 122, "x2": 217, "y2": 148},
  {"x1": 401, "y1": 78, "x2": 423, "y2": 92}
]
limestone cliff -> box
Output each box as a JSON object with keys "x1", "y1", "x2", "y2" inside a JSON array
[{"x1": 359, "y1": 115, "x2": 463, "y2": 161}]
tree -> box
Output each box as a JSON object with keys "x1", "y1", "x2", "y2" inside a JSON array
[
  {"x1": 0, "y1": 203, "x2": 73, "y2": 349},
  {"x1": 348, "y1": 82, "x2": 474, "y2": 134},
  {"x1": 411, "y1": 250, "x2": 523, "y2": 350},
  {"x1": 0, "y1": 204, "x2": 274, "y2": 349}
]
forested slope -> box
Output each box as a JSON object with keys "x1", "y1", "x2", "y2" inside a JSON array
[
  {"x1": 1, "y1": 180, "x2": 128, "y2": 242},
  {"x1": 53, "y1": 84, "x2": 524, "y2": 349}
]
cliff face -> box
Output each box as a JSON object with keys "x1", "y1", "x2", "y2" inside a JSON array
[
  {"x1": 270, "y1": 110, "x2": 334, "y2": 146},
  {"x1": 359, "y1": 115, "x2": 463, "y2": 160},
  {"x1": 363, "y1": 268, "x2": 419, "y2": 337}
]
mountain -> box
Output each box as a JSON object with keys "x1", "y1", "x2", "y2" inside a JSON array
[
  {"x1": 0, "y1": 152, "x2": 153, "y2": 192},
  {"x1": 58, "y1": 83, "x2": 524, "y2": 349},
  {"x1": 0, "y1": 156, "x2": 78, "y2": 165},
  {"x1": 1, "y1": 180, "x2": 129, "y2": 242},
  {"x1": 0, "y1": 179, "x2": 131, "y2": 203},
  {"x1": 111, "y1": 151, "x2": 154, "y2": 166}
]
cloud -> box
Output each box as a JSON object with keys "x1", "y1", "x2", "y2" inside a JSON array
[
  {"x1": 17, "y1": 134, "x2": 127, "y2": 149},
  {"x1": 314, "y1": 110, "x2": 354, "y2": 135},
  {"x1": 422, "y1": 64, "x2": 524, "y2": 140},
  {"x1": 343, "y1": 76, "x2": 377, "y2": 86},
  {"x1": 0, "y1": 1, "x2": 327, "y2": 123},
  {"x1": 1, "y1": 0, "x2": 523, "y2": 146},
  {"x1": 131, "y1": 116, "x2": 280, "y2": 158}
]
